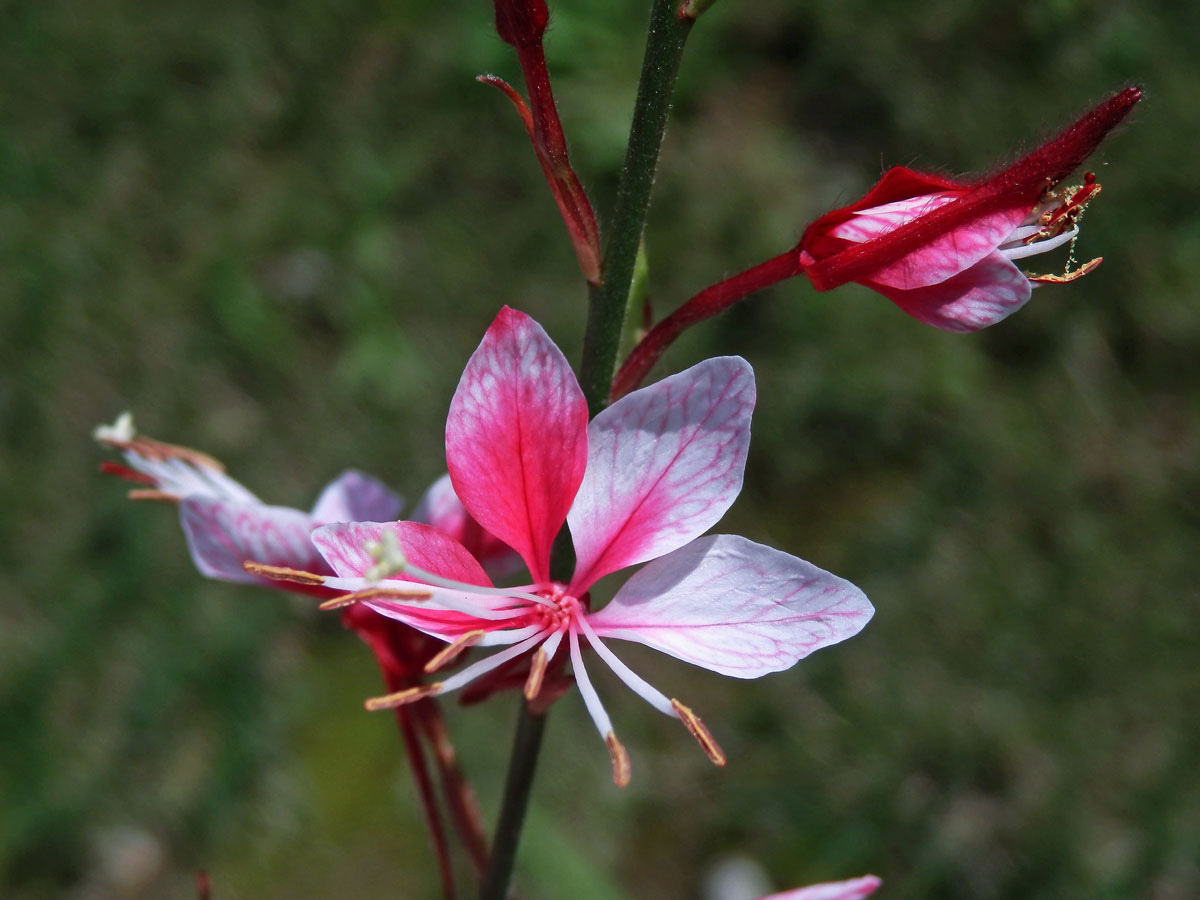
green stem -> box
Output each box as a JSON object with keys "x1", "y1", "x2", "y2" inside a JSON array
[
  {"x1": 480, "y1": 6, "x2": 696, "y2": 896},
  {"x1": 479, "y1": 703, "x2": 548, "y2": 900},
  {"x1": 579, "y1": 0, "x2": 694, "y2": 415}
]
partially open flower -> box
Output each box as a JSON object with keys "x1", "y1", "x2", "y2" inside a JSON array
[{"x1": 797, "y1": 87, "x2": 1141, "y2": 331}]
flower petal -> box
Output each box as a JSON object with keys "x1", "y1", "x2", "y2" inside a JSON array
[
  {"x1": 588, "y1": 535, "x2": 873, "y2": 678},
  {"x1": 835, "y1": 201, "x2": 1027, "y2": 291},
  {"x1": 311, "y1": 520, "x2": 493, "y2": 587},
  {"x1": 868, "y1": 251, "x2": 1032, "y2": 333},
  {"x1": 413, "y1": 473, "x2": 519, "y2": 575},
  {"x1": 445, "y1": 307, "x2": 589, "y2": 583},
  {"x1": 760, "y1": 875, "x2": 882, "y2": 900},
  {"x1": 310, "y1": 470, "x2": 404, "y2": 524},
  {"x1": 568, "y1": 357, "x2": 754, "y2": 591},
  {"x1": 180, "y1": 497, "x2": 325, "y2": 582}
]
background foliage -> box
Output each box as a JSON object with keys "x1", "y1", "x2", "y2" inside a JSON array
[{"x1": 2, "y1": 1, "x2": 1197, "y2": 898}]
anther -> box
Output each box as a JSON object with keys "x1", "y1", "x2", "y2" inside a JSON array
[
  {"x1": 671, "y1": 699, "x2": 726, "y2": 767},
  {"x1": 425, "y1": 630, "x2": 487, "y2": 673},
  {"x1": 524, "y1": 647, "x2": 550, "y2": 701},
  {"x1": 364, "y1": 683, "x2": 443, "y2": 711},
  {"x1": 1028, "y1": 256, "x2": 1102, "y2": 284},
  {"x1": 242, "y1": 561, "x2": 328, "y2": 586},
  {"x1": 606, "y1": 732, "x2": 631, "y2": 787},
  {"x1": 317, "y1": 586, "x2": 435, "y2": 611}
]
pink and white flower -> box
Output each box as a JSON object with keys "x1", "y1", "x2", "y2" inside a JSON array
[{"x1": 305, "y1": 307, "x2": 874, "y2": 784}]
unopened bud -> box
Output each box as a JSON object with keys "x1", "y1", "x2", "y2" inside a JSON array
[{"x1": 493, "y1": 0, "x2": 549, "y2": 48}]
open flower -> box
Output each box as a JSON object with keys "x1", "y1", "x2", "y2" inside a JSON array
[
  {"x1": 797, "y1": 86, "x2": 1141, "y2": 332},
  {"x1": 300, "y1": 307, "x2": 874, "y2": 784}
]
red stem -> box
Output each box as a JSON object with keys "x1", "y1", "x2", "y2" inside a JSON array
[
  {"x1": 515, "y1": 44, "x2": 603, "y2": 282},
  {"x1": 415, "y1": 700, "x2": 491, "y2": 877},
  {"x1": 388, "y1": 681, "x2": 457, "y2": 900},
  {"x1": 611, "y1": 250, "x2": 802, "y2": 400}
]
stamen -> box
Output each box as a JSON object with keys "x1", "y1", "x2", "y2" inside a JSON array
[
  {"x1": 606, "y1": 732, "x2": 631, "y2": 788},
  {"x1": 524, "y1": 647, "x2": 550, "y2": 700},
  {"x1": 242, "y1": 561, "x2": 328, "y2": 586},
  {"x1": 575, "y1": 616, "x2": 675, "y2": 716},
  {"x1": 425, "y1": 630, "x2": 487, "y2": 673},
  {"x1": 99, "y1": 461, "x2": 158, "y2": 486},
  {"x1": 438, "y1": 630, "x2": 549, "y2": 694},
  {"x1": 1028, "y1": 257, "x2": 1102, "y2": 283},
  {"x1": 317, "y1": 585, "x2": 435, "y2": 611},
  {"x1": 365, "y1": 683, "x2": 443, "y2": 711},
  {"x1": 127, "y1": 489, "x2": 180, "y2": 503},
  {"x1": 402, "y1": 560, "x2": 554, "y2": 607},
  {"x1": 671, "y1": 699, "x2": 726, "y2": 767}
]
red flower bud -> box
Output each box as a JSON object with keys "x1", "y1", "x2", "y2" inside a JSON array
[
  {"x1": 797, "y1": 87, "x2": 1142, "y2": 331},
  {"x1": 493, "y1": 0, "x2": 549, "y2": 48}
]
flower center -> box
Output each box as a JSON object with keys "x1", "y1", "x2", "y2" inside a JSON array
[{"x1": 530, "y1": 583, "x2": 587, "y2": 632}]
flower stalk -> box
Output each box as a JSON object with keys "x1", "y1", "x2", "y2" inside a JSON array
[{"x1": 580, "y1": 0, "x2": 694, "y2": 415}]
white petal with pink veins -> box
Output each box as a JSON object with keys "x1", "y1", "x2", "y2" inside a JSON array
[
  {"x1": 588, "y1": 535, "x2": 873, "y2": 678},
  {"x1": 568, "y1": 357, "x2": 754, "y2": 591},
  {"x1": 310, "y1": 470, "x2": 403, "y2": 524},
  {"x1": 180, "y1": 498, "x2": 323, "y2": 582},
  {"x1": 870, "y1": 250, "x2": 1032, "y2": 333}
]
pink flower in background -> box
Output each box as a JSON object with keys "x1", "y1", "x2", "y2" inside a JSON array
[
  {"x1": 759, "y1": 875, "x2": 881, "y2": 900},
  {"x1": 305, "y1": 307, "x2": 874, "y2": 784},
  {"x1": 797, "y1": 86, "x2": 1141, "y2": 332}
]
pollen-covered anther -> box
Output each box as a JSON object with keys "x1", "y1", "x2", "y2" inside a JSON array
[
  {"x1": 671, "y1": 699, "x2": 726, "y2": 767},
  {"x1": 425, "y1": 630, "x2": 487, "y2": 673},
  {"x1": 317, "y1": 586, "x2": 434, "y2": 611},
  {"x1": 364, "y1": 683, "x2": 443, "y2": 711},
  {"x1": 606, "y1": 731, "x2": 632, "y2": 788},
  {"x1": 127, "y1": 489, "x2": 181, "y2": 504},
  {"x1": 242, "y1": 561, "x2": 328, "y2": 586},
  {"x1": 523, "y1": 646, "x2": 550, "y2": 701},
  {"x1": 1028, "y1": 256, "x2": 1102, "y2": 284}
]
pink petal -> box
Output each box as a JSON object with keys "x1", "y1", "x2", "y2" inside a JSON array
[
  {"x1": 310, "y1": 470, "x2": 404, "y2": 524},
  {"x1": 568, "y1": 357, "x2": 754, "y2": 591},
  {"x1": 869, "y1": 251, "x2": 1032, "y2": 333},
  {"x1": 832, "y1": 199, "x2": 1027, "y2": 290},
  {"x1": 760, "y1": 875, "x2": 882, "y2": 900},
  {"x1": 588, "y1": 535, "x2": 873, "y2": 678},
  {"x1": 311, "y1": 520, "x2": 493, "y2": 587},
  {"x1": 180, "y1": 497, "x2": 325, "y2": 583},
  {"x1": 445, "y1": 307, "x2": 589, "y2": 583}
]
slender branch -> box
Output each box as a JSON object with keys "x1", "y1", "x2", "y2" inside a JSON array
[
  {"x1": 416, "y1": 699, "x2": 491, "y2": 877},
  {"x1": 479, "y1": 703, "x2": 548, "y2": 900},
  {"x1": 394, "y1": 704, "x2": 457, "y2": 900},
  {"x1": 579, "y1": 0, "x2": 694, "y2": 414},
  {"x1": 611, "y1": 250, "x2": 802, "y2": 400}
]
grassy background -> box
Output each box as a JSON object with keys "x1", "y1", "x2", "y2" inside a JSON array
[{"x1": 2, "y1": 0, "x2": 1198, "y2": 898}]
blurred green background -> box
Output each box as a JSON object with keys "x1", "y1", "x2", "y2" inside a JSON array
[{"x1": 2, "y1": 0, "x2": 1197, "y2": 897}]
